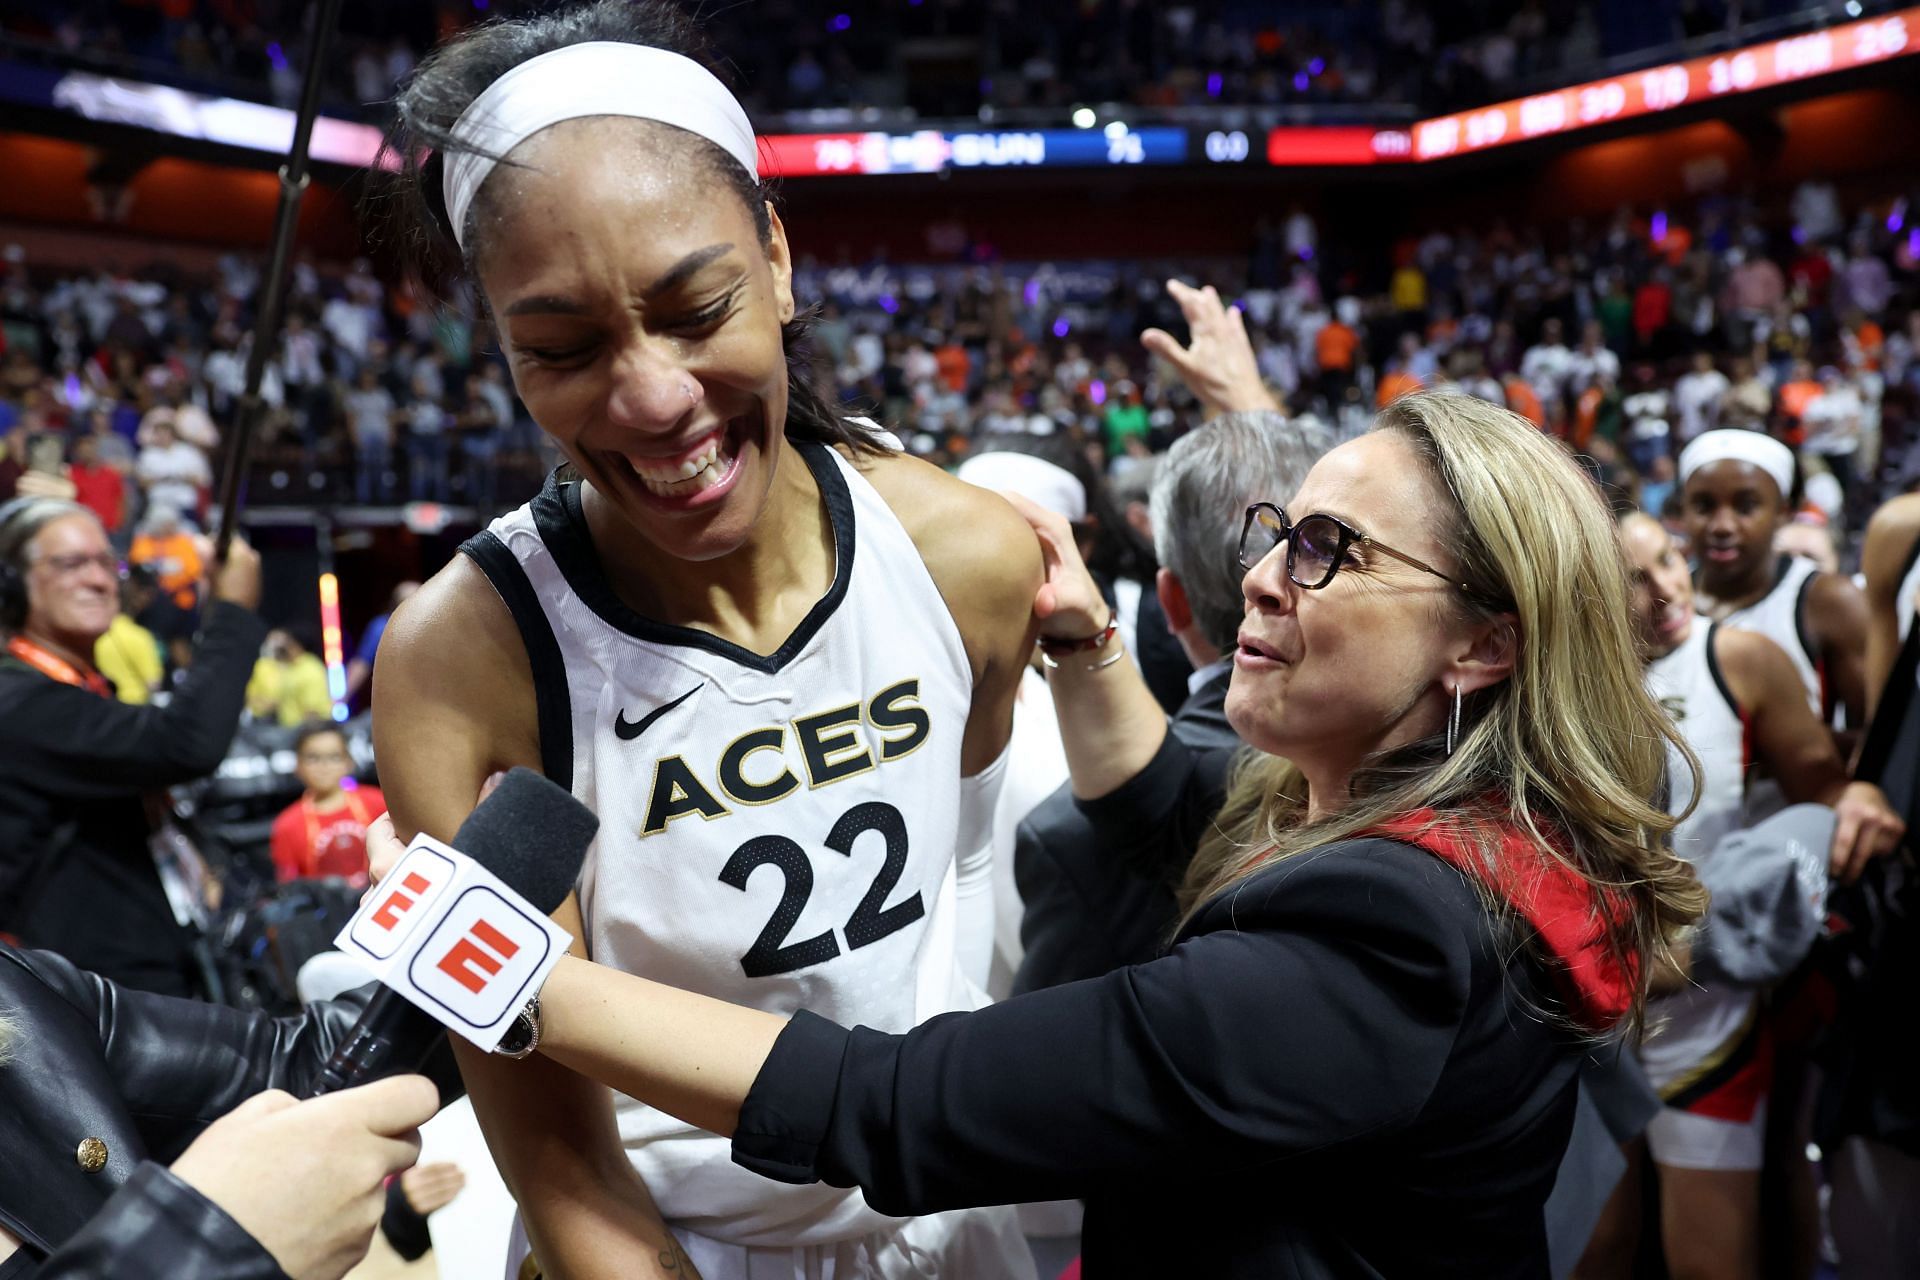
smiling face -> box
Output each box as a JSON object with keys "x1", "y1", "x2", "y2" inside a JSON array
[
  {"x1": 1682, "y1": 458, "x2": 1785, "y2": 598},
  {"x1": 473, "y1": 117, "x2": 796, "y2": 563},
  {"x1": 1620, "y1": 512, "x2": 1694, "y2": 660},
  {"x1": 23, "y1": 514, "x2": 119, "y2": 653},
  {"x1": 1227, "y1": 432, "x2": 1476, "y2": 790}
]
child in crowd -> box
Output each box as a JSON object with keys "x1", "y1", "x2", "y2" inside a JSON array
[{"x1": 268, "y1": 722, "x2": 386, "y2": 887}]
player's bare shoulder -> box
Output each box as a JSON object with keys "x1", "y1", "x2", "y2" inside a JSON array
[
  {"x1": 1863, "y1": 493, "x2": 1920, "y2": 592},
  {"x1": 375, "y1": 555, "x2": 537, "y2": 731},
  {"x1": 843, "y1": 445, "x2": 1043, "y2": 675}
]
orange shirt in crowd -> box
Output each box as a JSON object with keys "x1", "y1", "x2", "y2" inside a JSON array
[
  {"x1": 1656, "y1": 223, "x2": 1693, "y2": 267},
  {"x1": 1573, "y1": 386, "x2": 1604, "y2": 449},
  {"x1": 129, "y1": 530, "x2": 203, "y2": 610},
  {"x1": 1778, "y1": 378, "x2": 1821, "y2": 444},
  {"x1": 1315, "y1": 321, "x2": 1359, "y2": 372},
  {"x1": 270, "y1": 786, "x2": 388, "y2": 887},
  {"x1": 1376, "y1": 370, "x2": 1423, "y2": 409},
  {"x1": 1502, "y1": 377, "x2": 1545, "y2": 429},
  {"x1": 934, "y1": 343, "x2": 970, "y2": 394},
  {"x1": 1854, "y1": 320, "x2": 1885, "y2": 369}
]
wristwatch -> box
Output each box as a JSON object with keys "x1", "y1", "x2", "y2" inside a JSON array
[{"x1": 494, "y1": 994, "x2": 543, "y2": 1059}]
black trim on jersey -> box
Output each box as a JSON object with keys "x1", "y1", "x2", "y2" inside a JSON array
[
  {"x1": 1703, "y1": 621, "x2": 1742, "y2": 718},
  {"x1": 458, "y1": 529, "x2": 575, "y2": 792},
  {"x1": 1790, "y1": 562, "x2": 1820, "y2": 672},
  {"x1": 1788, "y1": 559, "x2": 1831, "y2": 721},
  {"x1": 529, "y1": 439, "x2": 856, "y2": 676}
]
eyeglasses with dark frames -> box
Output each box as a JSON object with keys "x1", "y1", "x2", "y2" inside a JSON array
[{"x1": 1237, "y1": 502, "x2": 1467, "y2": 594}]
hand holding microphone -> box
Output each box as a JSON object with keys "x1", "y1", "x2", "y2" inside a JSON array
[
  {"x1": 169, "y1": 1075, "x2": 438, "y2": 1280},
  {"x1": 314, "y1": 767, "x2": 599, "y2": 1092}
]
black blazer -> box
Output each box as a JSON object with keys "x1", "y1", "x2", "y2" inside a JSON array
[
  {"x1": 0, "y1": 602, "x2": 265, "y2": 997},
  {"x1": 0, "y1": 946, "x2": 453, "y2": 1278},
  {"x1": 734, "y1": 736, "x2": 1581, "y2": 1278},
  {"x1": 1012, "y1": 667, "x2": 1235, "y2": 994}
]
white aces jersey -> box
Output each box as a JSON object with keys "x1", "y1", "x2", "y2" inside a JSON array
[
  {"x1": 463, "y1": 439, "x2": 979, "y2": 1245},
  {"x1": 1716, "y1": 555, "x2": 1824, "y2": 718},
  {"x1": 1898, "y1": 532, "x2": 1920, "y2": 644},
  {"x1": 1645, "y1": 621, "x2": 1747, "y2": 865},
  {"x1": 1640, "y1": 620, "x2": 1756, "y2": 1093}
]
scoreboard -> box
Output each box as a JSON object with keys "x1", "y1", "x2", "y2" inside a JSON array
[
  {"x1": 3, "y1": 6, "x2": 1913, "y2": 178},
  {"x1": 759, "y1": 125, "x2": 1189, "y2": 176},
  {"x1": 1410, "y1": 8, "x2": 1913, "y2": 162},
  {"x1": 756, "y1": 5, "x2": 1919, "y2": 177}
]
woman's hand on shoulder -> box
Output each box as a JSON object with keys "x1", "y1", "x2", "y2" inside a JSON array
[
  {"x1": 860, "y1": 453, "x2": 1043, "y2": 771},
  {"x1": 861, "y1": 451, "x2": 1045, "y2": 659},
  {"x1": 997, "y1": 490, "x2": 1108, "y2": 641}
]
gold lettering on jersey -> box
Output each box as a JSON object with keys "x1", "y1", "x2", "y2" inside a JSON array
[
  {"x1": 634, "y1": 679, "x2": 930, "y2": 839},
  {"x1": 718, "y1": 727, "x2": 801, "y2": 806},
  {"x1": 794, "y1": 703, "x2": 877, "y2": 788},
  {"x1": 868, "y1": 679, "x2": 930, "y2": 761},
  {"x1": 641, "y1": 755, "x2": 733, "y2": 835}
]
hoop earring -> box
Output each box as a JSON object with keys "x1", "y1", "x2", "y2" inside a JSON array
[{"x1": 1445, "y1": 683, "x2": 1462, "y2": 757}]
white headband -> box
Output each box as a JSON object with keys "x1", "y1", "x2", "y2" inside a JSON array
[
  {"x1": 957, "y1": 451, "x2": 1089, "y2": 523},
  {"x1": 1678, "y1": 429, "x2": 1795, "y2": 500},
  {"x1": 442, "y1": 42, "x2": 759, "y2": 250}
]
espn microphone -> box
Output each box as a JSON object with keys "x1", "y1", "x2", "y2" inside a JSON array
[{"x1": 307, "y1": 768, "x2": 597, "y2": 1095}]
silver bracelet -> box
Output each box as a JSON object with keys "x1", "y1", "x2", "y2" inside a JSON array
[{"x1": 1042, "y1": 644, "x2": 1126, "y2": 673}]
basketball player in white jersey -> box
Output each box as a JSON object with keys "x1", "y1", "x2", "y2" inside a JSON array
[
  {"x1": 1678, "y1": 430, "x2": 1869, "y2": 738},
  {"x1": 1574, "y1": 514, "x2": 1901, "y2": 1280},
  {"x1": 370, "y1": 5, "x2": 1042, "y2": 1276},
  {"x1": 1861, "y1": 490, "x2": 1920, "y2": 713},
  {"x1": 1674, "y1": 430, "x2": 1879, "y2": 1274}
]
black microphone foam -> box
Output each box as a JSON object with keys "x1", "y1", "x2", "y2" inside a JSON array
[
  {"x1": 306, "y1": 767, "x2": 598, "y2": 1096},
  {"x1": 450, "y1": 767, "x2": 598, "y2": 914}
]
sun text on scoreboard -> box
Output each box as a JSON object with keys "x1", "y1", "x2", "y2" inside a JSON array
[{"x1": 760, "y1": 126, "x2": 1188, "y2": 176}]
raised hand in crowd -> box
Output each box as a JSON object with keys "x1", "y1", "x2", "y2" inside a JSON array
[{"x1": 1140, "y1": 279, "x2": 1281, "y2": 419}]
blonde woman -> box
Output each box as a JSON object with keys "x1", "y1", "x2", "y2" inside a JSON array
[{"x1": 376, "y1": 391, "x2": 1705, "y2": 1276}]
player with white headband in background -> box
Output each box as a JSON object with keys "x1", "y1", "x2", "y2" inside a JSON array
[
  {"x1": 1678, "y1": 428, "x2": 1870, "y2": 748},
  {"x1": 371, "y1": 2, "x2": 1043, "y2": 1276},
  {"x1": 1576, "y1": 512, "x2": 1903, "y2": 1280}
]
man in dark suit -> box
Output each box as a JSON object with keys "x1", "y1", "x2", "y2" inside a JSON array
[{"x1": 1013, "y1": 407, "x2": 1327, "y2": 993}]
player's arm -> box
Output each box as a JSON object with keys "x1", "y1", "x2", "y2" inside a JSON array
[
  {"x1": 1860, "y1": 494, "x2": 1920, "y2": 716},
  {"x1": 1805, "y1": 569, "x2": 1871, "y2": 738},
  {"x1": 373, "y1": 560, "x2": 700, "y2": 1280},
  {"x1": 1716, "y1": 627, "x2": 1904, "y2": 882}
]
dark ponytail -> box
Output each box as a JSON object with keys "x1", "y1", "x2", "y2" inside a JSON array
[{"x1": 367, "y1": 0, "x2": 885, "y2": 457}]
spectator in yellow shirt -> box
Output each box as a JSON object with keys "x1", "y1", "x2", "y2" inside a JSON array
[
  {"x1": 93, "y1": 581, "x2": 164, "y2": 705},
  {"x1": 246, "y1": 627, "x2": 333, "y2": 726}
]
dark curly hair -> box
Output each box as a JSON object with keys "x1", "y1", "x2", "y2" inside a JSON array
[{"x1": 368, "y1": 0, "x2": 881, "y2": 457}]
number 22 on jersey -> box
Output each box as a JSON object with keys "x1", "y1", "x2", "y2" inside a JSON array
[{"x1": 719, "y1": 801, "x2": 924, "y2": 978}]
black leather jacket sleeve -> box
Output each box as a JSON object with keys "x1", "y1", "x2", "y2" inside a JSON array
[
  {"x1": 12, "y1": 946, "x2": 376, "y2": 1162},
  {"x1": 30, "y1": 1162, "x2": 290, "y2": 1280}
]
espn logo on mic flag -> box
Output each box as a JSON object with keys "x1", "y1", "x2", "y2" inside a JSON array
[{"x1": 335, "y1": 835, "x2": 572, "y2": 1052}]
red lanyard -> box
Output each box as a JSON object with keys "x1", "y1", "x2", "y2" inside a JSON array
[{"x1": 6, "y1": 635, "x2": 113, "y2": 699}]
